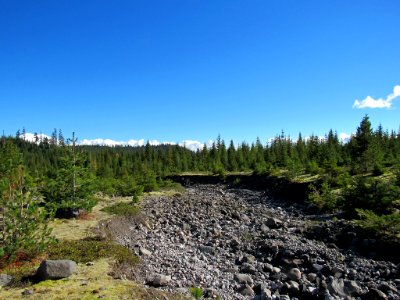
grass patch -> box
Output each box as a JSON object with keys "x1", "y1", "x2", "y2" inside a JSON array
[
  {"x1": 49, "y1": 195, "x2": 133, "y2": 240},
  {"x1": 47, "y1": 238, "x2": 139, "y2": 265},
  {"x1": 0, "y1": 258, "x2": 189, "y2": 300},
  {"x1": 100, "y1": 202, "x2": 140, "y2": 217}
]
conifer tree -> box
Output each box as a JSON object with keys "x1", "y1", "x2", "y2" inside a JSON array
[{"x1": 0, "y1": 139, "x2": 52, "y2": 259}]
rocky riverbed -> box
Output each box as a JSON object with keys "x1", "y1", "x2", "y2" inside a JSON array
[{"x1": 112, "y1": 184, "x2": 400, "y2": 300}]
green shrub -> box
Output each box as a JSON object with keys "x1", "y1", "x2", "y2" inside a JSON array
[
  {"x1": 47, "y1": 238, "x2": 139, "y2": 265},
  {"x1": 190, "y1": 287, "x2": 203, "y2": 300},
  {"x1": 306, "y1": 161, "x2": 320, "y2": 175},
  {"x1": 307, "y1": 181, "x2": 341, "y2": 212},
  {"x1": 373, "y1": 163, "x2": 385, "y2": 176},
  {"x1": 101, "y1": 202, "x2": 140, "y2": 217},
  {"x1": 356, "y1": 209, "x2": 400, "y2": 238},
  {"x1": 343, "y1": 177, "x2": 400, "y2": 215},
  {"x1": 158, "y1": 179, "x2": 185, "y2": 193}
]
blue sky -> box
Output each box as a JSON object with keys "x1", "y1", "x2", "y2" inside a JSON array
[{"x1": 1, "y1": 0, "x2": 400, "y2": 146}]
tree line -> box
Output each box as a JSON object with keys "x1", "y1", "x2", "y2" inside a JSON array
[
  {"x1": 1, "y1": 115, "x2": 399, "y2": 260},
  {"x1": 13, "y1": 115, "x2": 400, "y2": 181}
]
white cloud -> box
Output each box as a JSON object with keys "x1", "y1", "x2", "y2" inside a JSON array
[
  {"x1": 339, "y1": 132, "x2": 352, "y2": 143},
  {"x1": 79, "y1": 137, "x2": 210, "y2": 151},
  {"x1": 353, "y1": 85, "x2": 400, "y2": 109},
  {"x1": 19, "y1": 132, "x2": 212, "y2": 151},
  {"x1": 22, "y1": 132, "x2": 50, "y2": 143}
]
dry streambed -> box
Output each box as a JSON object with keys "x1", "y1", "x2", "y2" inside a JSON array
[{"x1": 114, "y1": 184, "x2": 399, "y2": 300}]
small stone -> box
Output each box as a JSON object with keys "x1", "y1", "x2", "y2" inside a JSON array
[
  {"x1": 242, "y1": 254, "x2": 256, "y2": 264},
  {"x1": 344, "y1": 279, "x2": 361, "y2": 295},
  {"x1": 365, "y1": 288, "x2": 388, "y2": 300},
  {"x1": 22, "y1": 289, "x2": 34, "y2": 296},
  {"x1": 0, "y1": 274, "x2": 13, "y2": 287},
  {"x1": 234, "y1": 273, "x2": 253, "y2": 285},
  {"x1": 288, "y1": 268, "x2": 301, "y2": 281},
  {"x1": 199, "y1": 245, "x2": 215, "y2": 254},
  {"x1": 307, "y1": 273, "x2": 317, "y2": 282},
  {"x1": 260, "y1": 224, "x2": 269, "y2": 233},
  {"x1": 238, "y1": 284, "x2": 255, "y2": 296},
  {"x1": 240, "y1": 263, "x2": 257, "y2": 274},
  {"x1": 264, "y1": 263, "x2": 274, "y2": 273},
  {"x1": 312, "y1": 263, "x2": 324, "y2": 272},
  {"x1": 139, "y1": 247, "x2": 152, "y2": 256},
  {"x1": 260, "y1": 287, "x2": 272, "y2": 300},
  {"x1": 204, "y1": 288, "x2": 219, "y2": 298},
  {"x1": 266, "y1": 217, "x2": 283, "y2": 228}
]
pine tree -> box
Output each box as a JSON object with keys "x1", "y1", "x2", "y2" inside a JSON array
[
  {"x1": 0, "y1": 139, "x2": 53, "y2": 259},
  {"x1": 352, "y1": 115, "x2": 376, "y2": 173},
  {"x1": 43, "y1": 133, "x2": 95, "y2": 217}
]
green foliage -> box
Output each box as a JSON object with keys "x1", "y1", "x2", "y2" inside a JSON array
[
  {"x1": 158, "y1": 179, "x2": 185, "y2": 193},
  {"x1": 356, "y1": 209, "x2": 400, "y2": 238},
  {"x1": 42, "y1": 139, "x2": 96, "y2": 213},
  {"x1": 306, "y1": 160, "x2": 320, "y2": 175},
  {"x1": 0, "y1": 140, "x2": 54, "y2": 261},
  {"x1": 190, "y1": 287, "x2": 203, "y2": 300},
  {"x1": 373, "y1": 163, "x2": 385, "y2": 176},
  {"x1": 308, "y1": 181, "x2": 341, "y2": 212},
  {"x1": 101, "y1": 202, "x2": 140, "y2": 217},
  {"x1": 47, "y1": 238, "x2": 139, "y2": 265},
  {"x1": 343, "y1": 176, "x2": 400, "y2": 215},
  {"x1": 10, "y1": 115, "x2": 400, "y2": 223},
  {"x1": 252, "y1": 163, "x2": 271, "y2": 176}
]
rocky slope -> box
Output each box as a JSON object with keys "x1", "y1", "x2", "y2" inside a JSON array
[{"x1": 113, "y1": 184, "x2": 399, "y2": 300}]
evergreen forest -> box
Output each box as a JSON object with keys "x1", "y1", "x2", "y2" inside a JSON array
[{"x1": 1, "y1": 115, "x2": 400, "y2": 261}]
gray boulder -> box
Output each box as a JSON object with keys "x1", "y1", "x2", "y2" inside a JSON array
[
  {"x1": 234, "y1": 273, "x2": 253, "y2": 285},
  {"x1": 147, "y1": 273, "x2": 171, "y2": 287},
  {"x1": 240, "y1": 263, "x2": 257, "y2": 274},
  {"x1": 327, "y1": 277, "x2": 361, "y2": 298},
  {"x1": 238, "y1": 284, "x2": 255, "y2": 296},
  {"x1": 266, "y1": 217, "x2": 283, "y2": 228},
  {"x1": 0, "y1": 274, "x2": 13, "y2": 287},
  {"x1": 139, "y1": 247, "x2": 152, "y2": 256},
  {"x1": 36, "y1": 260, "x2": 77, "y2": 281},
  {"x1": 287, "y1": 267, "x2": 301, "y2": 281}
]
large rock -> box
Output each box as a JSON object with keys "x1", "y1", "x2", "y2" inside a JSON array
[
  {"x1": 266, "y1": 217, "x2": 283, "y2": 228},
  {"x1": 327, "y1": 277, "x2": 361, "y2": 298},
  {"x1": 238, "y1": 284, "x2": 255, "y2": 296},
  {"x1": 234, "y1": 273, "x2": 253, "y2": 285},
  {"x1": 147, "y1": 273, "x2": 171, "y2": 287},
  {"x1": 0, "y1": 274, "x2": 13, "y2": 287},
  {"x1": 240, "y1": 263, "x2": 257, "y2": 274},
  {"x1": 365, "y1": 288, "x2": 388, "y2": 300},
  {"x1": 287, "y1": 268, "x2": 301, "y2": 281},
  {"x1": 36, "y1": 260, "x2": 77, "y2": 280}
]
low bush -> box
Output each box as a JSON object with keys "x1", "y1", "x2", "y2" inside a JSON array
[
  {"x1": 356, "y1": 209, "x2": 400, "y2": 239},
  {"x1": 47, "y1": 238, "x2": 139, "y2": 265},
  {"x1": 190, "y1": 287, "x2": 203, "y2": 300},
  {"x1": 307, "y1": 181, "x2": 342, "y2": 212},
  {"x1": 101, "y1": 202, "x2": 140, "y2": 217}
]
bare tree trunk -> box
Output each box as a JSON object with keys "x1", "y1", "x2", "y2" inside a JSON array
[{"x1": 72, "y1": 132, "x2": 77, "y2": 207}]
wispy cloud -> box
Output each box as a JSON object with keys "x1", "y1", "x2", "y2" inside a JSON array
[
  {"x1": 339, "y1": 132, "x2": 352, "y2": 143},
  {"x1": 353, "y1": 85, "x2": 400, "y2": 109},
  {"x1": 79, "y1": 138, "x2": 212, "y2": 151}
]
